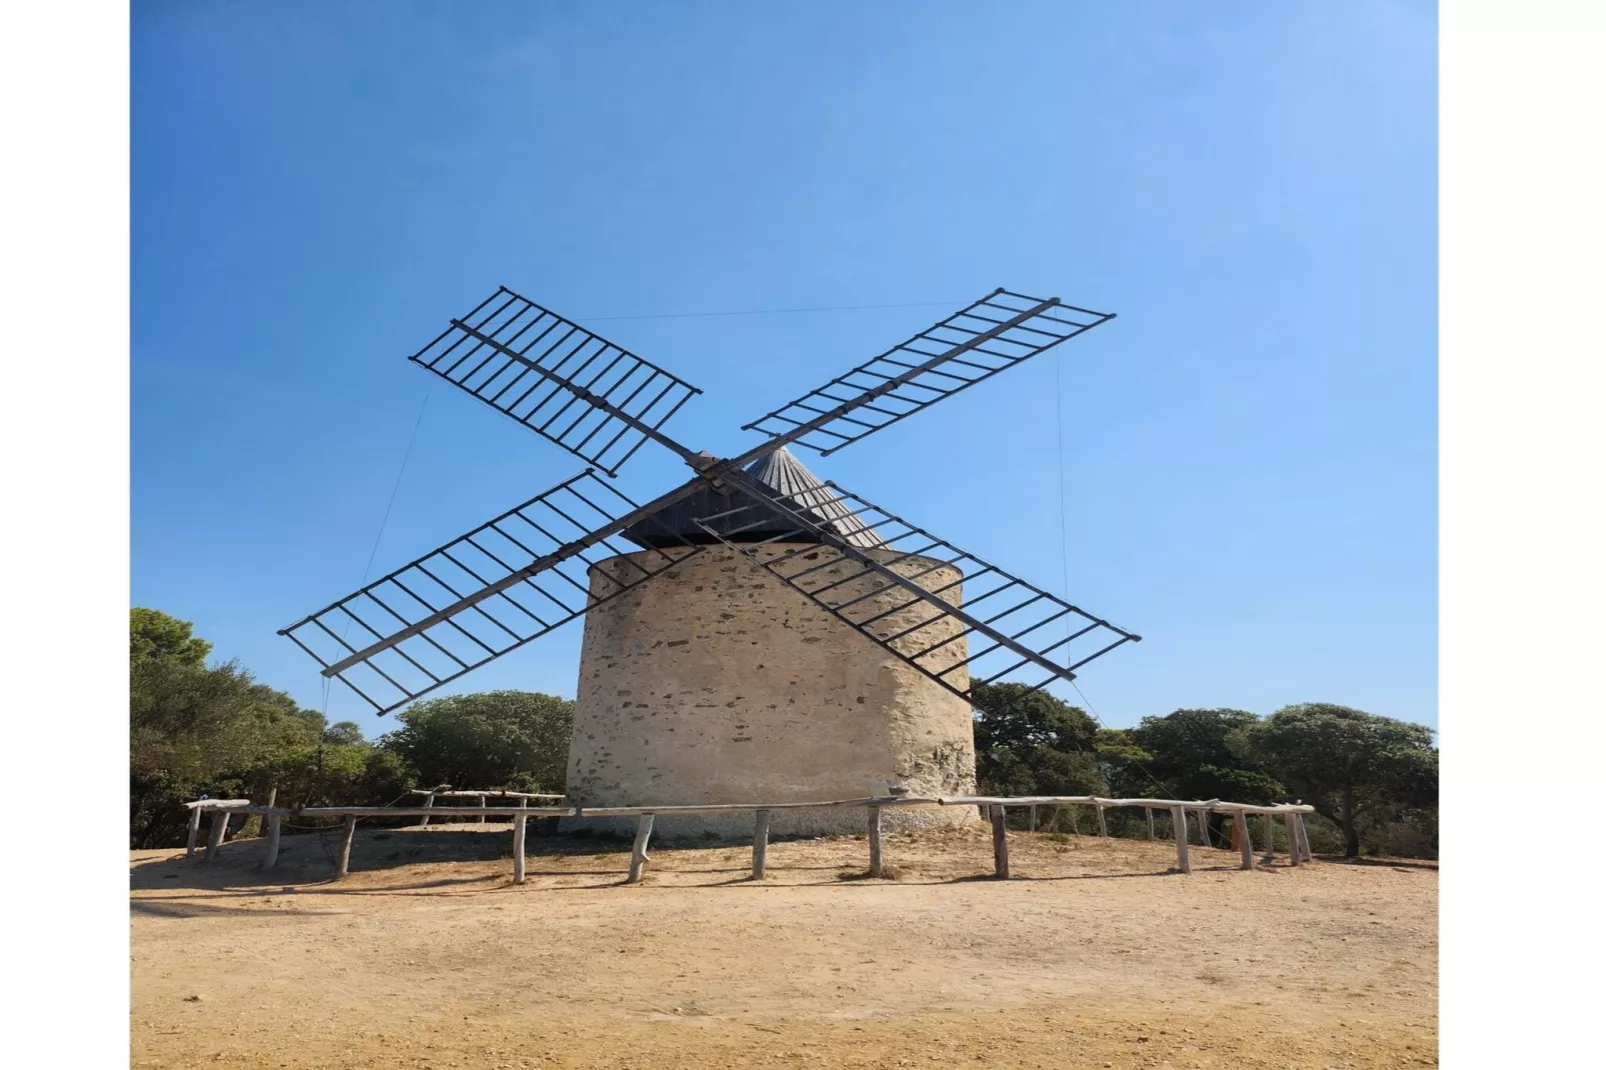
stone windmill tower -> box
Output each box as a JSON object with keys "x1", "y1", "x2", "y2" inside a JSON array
[{"x1": 280, "y1": 286, "x2": 1141, "y2": 836}]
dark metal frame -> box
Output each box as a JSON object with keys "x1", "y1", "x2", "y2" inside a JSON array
[
  {"x1": 285, "y1": 285, "x2": 1136, "y2": 714},
  {"x1": 687, "y1": 472, "x2": 1141, "y2": 705},
  {"x1": 740, "y1": 288, "x2": 1114, "y2": 456},
  {"x1": 409, "y1": 287, "x2": 704, "y2": 475},
  {"x1": 278, "y1": 471, "x2": 707, "y2": 715}
]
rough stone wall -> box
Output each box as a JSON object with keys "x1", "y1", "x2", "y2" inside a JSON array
[{"x1": 564, "y1": 544, "x2": 978, "y2": 839}]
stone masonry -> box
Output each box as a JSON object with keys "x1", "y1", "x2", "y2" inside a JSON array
[{"x1": 564, "y1": 544, "x2": 979, "y2": 839}]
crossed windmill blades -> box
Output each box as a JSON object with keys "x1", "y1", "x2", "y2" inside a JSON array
[{"x1": 279, "y1": 286, "x2": 1141, "y2": 716}]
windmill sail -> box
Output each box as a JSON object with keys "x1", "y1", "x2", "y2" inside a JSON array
[
  {"x1": 690, "y1": 472, "x2": 1140, "y2": 703},
  {"x1": 279, "y1": 470, "x2": 707, "y2": 715},
  {"x1": 410, "y1": 287, "x2": 704, "y2": 475},
  {"x1": 741, "y1": 289, "x2": 1113, "y2": 457}
]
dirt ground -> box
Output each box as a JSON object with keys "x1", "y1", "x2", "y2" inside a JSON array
[{"x1": 131, "y1": 821, "x2": 1437, "y2": 1069}]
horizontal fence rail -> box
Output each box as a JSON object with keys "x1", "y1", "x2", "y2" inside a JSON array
[{"x1": 180, "y1": 793, "x2": 1318, "y2": 880}]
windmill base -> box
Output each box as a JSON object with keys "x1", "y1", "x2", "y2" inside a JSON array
[{"x1": 563, "y1": 544, "x2": 979, "y2": 839}]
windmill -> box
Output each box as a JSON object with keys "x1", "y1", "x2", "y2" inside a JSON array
[{"x1": 280, "y1": 286, "x2": 1141, "y2": 834}]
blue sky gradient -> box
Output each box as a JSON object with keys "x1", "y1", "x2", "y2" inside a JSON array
[{"x1": 132, "y1": 1, "x2": 1436, "y2": 739}]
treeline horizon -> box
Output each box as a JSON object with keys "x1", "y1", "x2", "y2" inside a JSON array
[{"x1": 131, "y1": 608, "x2": 1437, "y2": 858}]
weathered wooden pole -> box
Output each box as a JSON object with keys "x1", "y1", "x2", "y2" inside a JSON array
[
  {"x1": 1145, "y1": 807, "x2": 1155, "y2": 841},
  {"x1": 263, "y1": 813, "x2": 283, "y2": 870},
  {"x1": 203, "y1": 810, "x2": 229, "y2": 862},
  {"x1": 1296, "y1": 814, "x2": 1314, "y2": 862},
  {"x1": 512, "y1": 799, "x2": 528, "y2": 885},
  {"x1": 1233, "y1": 810, "x2": 1252, "y2": 870},
  {"x1": 477, "y1": 794, "x2": 488, "y2": 824},
  {"x1": 1028, "y1": 804, "x2": 1037, "y2": 832},
  {"x1": 333, "y1": 815, "x2": 358, "y2": 879},
  {"x1": 185, "y1": 806, "x2": 204, "y2": 859},
  {"x1": 752, "y1": 809, "x2": 771, "y2": 880},
  {"x1": 989, "y1": 805, "x2": 1010, "y2": 878},
  {"x1": 1283, "y1": 812, "x2": 1301, "y2": 867},
  {"x1": 419, "y1": 792, "x2": 434, "y2": 828},
  {"x1": 626, "y1": 814, "x2": 655, "y2": 884},
  {"x1": 1095, "y1": 803, "x2": 1109, "y2": 838},
  {"x1": 1196, "y1": 809, "x2": 1210, "y2": 846},
  {"x1": 1170, "y1": 805, "x2": 1190, "y2": 874},
  {"x1": 867, "y1": 806, "x2": 884, "y2": 878}
]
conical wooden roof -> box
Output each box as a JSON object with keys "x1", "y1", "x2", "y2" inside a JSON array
[{"x1": 620, "y1": 448, "x2": 883, "y2": 550}]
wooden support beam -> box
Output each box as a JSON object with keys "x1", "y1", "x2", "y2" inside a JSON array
[
  {"x1": 263, "y1": 813, "x2": 283, "y2": 871},
  {"x1": 1296, "y1": 814, "x2": 1313, "y2": 862},
  {"x1": 419, "y1": 792, "x2": 433, "y2": 828},
  {"x1": 203, "y1": 810, "x2": 229, "y2": 862},
  {"x1": 1195, "y1": 809, "x2": 1210, "y2": 846},
  {"x1": 990, "y1": 805, "x2": 1010, "y2": 879},
  {"x1": 185, "y1": 805, "x2": 203, "y2": 859},
  {"x1": 512, "y1": 802, "x2": 528, "y2": 885},
  {"x1": 867, "y1": 805, "x2": 884, "y2": 878},
  {"x1": 1234, "y1": 809, "x2": 1252, "y2": 870},
  {"x1": 1283, "y1": 812, "x2": 1301, "y2": 867},
  {"x1": 334, "y1": 815, "x2": 358, "y2": 879},
  {"x1": 477, "y1": 794, "x2": 487, "y2": 824},
  {"x1": 752, "y1": 809, "x2": 771, "y2": 880},
  {"x1": 1028, "y1": 804, "x2": 1037, "y2": 832},
  {"x1": 1145, "y1": 806, "x2": 1155, "y2": 841},
  {"x1": 627, "y1": 814, "x2": 655, "y2": 884},
  {"x1": 1096, "y1": 803, "x2": 1108, "y2": 838},
  {"x1": 1171, "y1": 805, "x2": 1190, "y2": 874}
]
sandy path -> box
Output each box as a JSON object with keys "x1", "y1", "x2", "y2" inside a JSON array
[{"x1": 131, "y1": 823, "x2": 1436, "y2": 1068}]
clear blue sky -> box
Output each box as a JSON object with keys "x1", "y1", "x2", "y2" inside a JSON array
[{"x1": 131, "y1": 1, "x2": 1437, "y2": 741}]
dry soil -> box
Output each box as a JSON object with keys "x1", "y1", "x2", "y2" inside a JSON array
[{"x1": 130, "y1": 820, "x2": 1437, "y2": 1069}]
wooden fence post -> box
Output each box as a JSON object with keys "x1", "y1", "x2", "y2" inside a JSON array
[
  {"x1": 1234, "y1": 810, "x2": 1252, "y2": 870},
  {"x1": 1195, "y1": 809, "x2": 1210, "y2": 846},
  {"x1": 477, "y1": 794, "x2": 487, "y2": 824},
  {"x1": 203, "y1": 810, "x2": 229, "y2": 862},
  {"x1": 752, "y1": 809, "x2": 771, "y2": 880},
  {"x1": 627, "y1": 814, "x2": 655, "y2": 884},
  {"x1": 263, "y1": 813, "x2": 283, "y2": 871},
  {"x1": 1283, "y1": 812, "x2": 1301, "y2": 867},
  {"x1": 867, "y1": 806, "x2": 884, "y2": 878},
  {"x1": 1296, "y1": 814, "x2": 1313, "y2": 862},
  {"x1": 1096, "y1": 803, "x2": 1108, "y2": 838},
  {"x1": 1145, "y1": 807, "x2": 1155, "y2": 841},
  {"x1": 419, "y1": 792, "x2": 434, "y2": 828},
  {"x1": 990, "y1": 805, "x2": 1010, "y2": 879},
  {"x1": 333, "y1": 815, "x2": 358, "y2": 879},
  {"x1": 185, "y1": 806, "x2": 203, "y2": 859},
  {"x1": 512, "y1": 799, "x2": 528, "y2": 885},
  {"x1": 1028, "y1": 804, "x2": 1037, "y2": 832},
  {"x1": 1170, "y1": 805, "x2": 1190, "y2": 874}
]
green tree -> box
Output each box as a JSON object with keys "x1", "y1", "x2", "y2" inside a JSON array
[
  {"x1": 130, "y1": 607, "x2": 212, "y2": 666},
  {"x1": 322, "y1": 721, "x2": 366, "y2": 746},
  {"x1": 1245, "y1": 703, "x2": 1438, "y2": 858},
  {"x1": 971, "y1": 682, "x2": 1103, "y2": 797},
  {"x1": 1129, "y1": 708, "x2": 1284, "y2": 842},
  {"x1": 129, "y1": 656, "x2": 323, "y2": 847},
  {"x1": 378, "y1": 690, "x2": 574, "y2": 793}
]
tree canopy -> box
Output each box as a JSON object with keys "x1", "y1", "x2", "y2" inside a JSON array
[
  {"x1": 378, "y1": 690, "x2": 574, "y2": 793},
  {"x1": 131, "y1": 607, "x2": 212, "y2": 667},
  {"x1": 1245, "y1": 703, "x2": 1438, "y2": 857},
  {"x1": 971, "y1": 682, "x2": 1102, "y2": 797}
]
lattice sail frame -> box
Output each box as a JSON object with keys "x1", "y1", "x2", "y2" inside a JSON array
[
  {"x1": 284, "y1": 284, "x2": 1137, "y2": 715},
  {"x1": 689, "y1": 472, "x2": 1140, "y2": 703},
  {"x1": 742, "y1": 289, "x2": 1114, "y2": 457},
  {"x1": 410, "y1": 287, "x2": 703, "y2": 475},
  {"x1": 280, "y1": 471, "x2": 705, "y2": 715}
]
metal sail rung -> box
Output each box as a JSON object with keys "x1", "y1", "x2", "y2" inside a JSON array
[
  {"x1": 741, "y1": 289, "x2": 1114, "y2": 457},
  {"x1": 689, "y1": 474, "x2": 1140, "y2": 704},
  {"x1": 278, "y1": 470, "x2": 706, "y2": 715},
  {"x1": 410, "y1": 287, "x2": 703, "y2": 475}
]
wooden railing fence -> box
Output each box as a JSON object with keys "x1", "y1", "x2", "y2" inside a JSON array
[{"x1": 181, "y1": 793, "x2": 1317, "y2": 884}]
